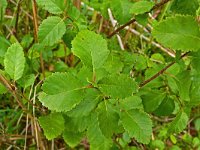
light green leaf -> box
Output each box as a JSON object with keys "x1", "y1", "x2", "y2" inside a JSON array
[
  {"x1": 36, "y1": 0, "x2": 67, "y2": 14},
  {"x1": 39, "y1": 72, "x2": 85, "y2": 112},
  {"x1": 130, "y1": 0, "x2": 154, "y2": 15},
  {"x1": 17, "y1": 74, "x2": 35, "y2": 89},
  {"x1": 110, "y1": 0, "x2": 132, "y2": 24},
  {"x1": 4, "y1": 43, "x2": 25, "y2": 81},
  {"x1": 38, "y1": 16, "x2": 66, "y2": 46},
  {"x1": 103, "y1": 52, "x2": 124, "y2": 74},
  {"x1": 72, "y1": 30, "x2": 109, "y2": 71},
  {"x1": 153, "y1": 15, "x2": 200, "y2": 51},
  {"x1": 168, "y1": 111, "x2": 189, "y2": 133},
  {"x1": 87, "y1": 114, "x2": 112, "y2": 150},
  {"x1": 98, "y1": 74, "x2": 137, "y2": 98},
  {"x1": 142, "y1": 90, "x2": 166, "y2": 112},
  {"x1": 39, "y1": 113, "x2": 64, "y2": 140},
  {"x1": 97, "y1": 101, "x2": 119, "y2": 138},
  {"x1": 121, "y1": 109, "x2": 152, "y2": 144},
  {"x1": 119, "y1": 96, "x2": 143, "y2": 110}
]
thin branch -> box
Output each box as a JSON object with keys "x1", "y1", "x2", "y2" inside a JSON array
[
  {"x1": 126, "y1": 27, "x2": 175, "y2": 57},
  {"x1": 32, "y1": 0, "x2": 45, "y2": 79},
  {"x1": 139, "y1": 52, "x2": 189, "y2": 87},
  {"x1": 108, "y1": 9, "x2": 125, "y2": 50},
  {"x1": 107, "y1": 0, "x2": 172, "y2": 38},
  {"x1": 107, "y1": 18, "x2": 136, "y2": 38},
  {"x1": 0, "y1": 74, "x2": 23, "y2": 108}
]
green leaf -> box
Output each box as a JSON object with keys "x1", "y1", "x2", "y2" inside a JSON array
[
  {"x1": 103, "y1": 52, "x2": 124, "y2": 74},
  {"x1": 0, "y1": 36, "x2": 10, "y2": 58},
  {"x1": 67, "y1": 89, "x2": 100, "y2": 117},
  {"x1": 17, "y1": 74, "x2": 35, "y2": 89},
  {"x1": 39, "y1": 72, "x2": 85, "y2": 112},
  {"x1": 4, "y1": 43, "x2": 25, "y2": 81},
  {"x1": 120, "y1": 109, "x2": 152, "y2": 144},
  {"x1": 130, "y1": 0, "x2": 154, "y2": 15},
  {"x1": 191, "y1": 52, "x2": 200, "y2": 73},
  {"x1": 0, "y1": 83, "x2": 7, "y2": 94},
  {"x1": 63, "y1": 116, "x2": 84, "y2": 148},
  {"x1": 64, "y1": 115, "x2": 90, "y2": 133},
  {"x1": 119, "y1": 96, "x2": 143, "y2": 110},
  {"x1": 38, "y1": 16, "x2": 66, "y2": 46},
  {"x1": 176, "y1": 71, "x2": 191, "y2": 102},
  {"x1": 72, "y1": 30, "x2": 109, "y2": 71},
  {"x1": 63, "y1": 130, "x2": 84, "y2": 148},
  {"x1": 36, "y1": 0, "x2": 67, "y2": 14},
  {"x1": 142, "y1": 90, "x2": 166, "y2": 112},
  {"x1": 134, "y1": 55, "x2": 148, "y2": 71},
  {"x1": 190, "y1": 76, "x2": 200, "y2": 106},
  {"x1": 97, "y1": 101, "x2": 119, "y2": 138},
  {"x1": 168, "y1": 111, "x2": 189, "y2": 133},
  {"x1": 170, "y1": 0, "x2": 199, "y2": 15},
  {"x1": 39, "y1": 113, "x2": 65, "y2": 140},
  {"x1": 152, "y1": 15, "x2": 200, "y2": 51},
  {"x1": 98, "y1": 74, "x2": 137, "y2": 98},
  {"x1": 110, "y1": 0, "x2": 132, "y2": 24},
  {"x1": 194, "y1": 118, "x2": 200, "y2": 131},
  {"x1": 0, "y1": 0, "x2": 7, "y2": 22},
  {"x1": 153, "y1": 96, "x2": 175, "y2": 116},
  {"x1": 87, "y1": 114, "x2": 112, "y2": 150}
]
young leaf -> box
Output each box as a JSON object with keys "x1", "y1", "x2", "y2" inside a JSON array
[
  {"x1": 39, "y1": 113, "x2": 65, "y2": 140},
  {"x1": 168, "y1": 111, "x2": 189, "y2": 133},
  {"x1": 98, "y1": 74, "x2": 137, "y2": 98},
  {"x1": 39, "y1": 72, "x2": 85, "y2": 112},
  {"x1": 130, "y1": 0, "x2": 154, "y2": 15},
  {"x1": 97, "y1": 101, "x2": 119, "y2": 138},
  {"x1": 38, "y1": 16, "x2": 66, "y2": 46},
  {"x1": 72, "y1": 30, "x2": 109, "y2": 71},
  {"x1": 87, "y1": 114, "x2": 112, "y2": 150},
  {"x1": 152, "y1": 15, "x2": 200, "y2": 51},
  {"x1": 120, "y1": 109, "x2": 152, "y2": 144},
  {"x1": 36, "y1": 0, "x2": 67, "y2": 14},
  {"x1": 4, "y1": 43, "x2": 25, "y2": 81}
]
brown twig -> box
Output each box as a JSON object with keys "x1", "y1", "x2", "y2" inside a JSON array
[
  {"x1": 107, "y1": 18, "x2": 136, "y2": 38},
  {"x1": 14, "y1": 0, "x2": 22, "y2": 38},
  {"x1": 139, "y1": 52, "x2": 189, "y2": 87},
  {"x1": 0, "y1": 74, "x2": 24, "y2": 109},
  {"x1": 107, "y1": 0, "x2": 172, "y2": 38},
  {"x1": 32, "y1": 0, "x2": 45, "y2": 79}
]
